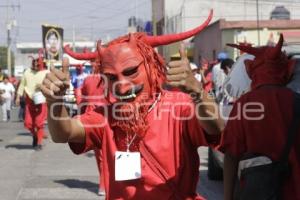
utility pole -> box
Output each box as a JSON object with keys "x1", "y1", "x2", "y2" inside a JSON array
[
  {"x1": 7, "y1": 23, "x2": 12, "y2": 76},
  {"x1": 180, "y1": 0, "x2": 186, "y2": 32},
  {"x1": 256, "y1": 0, "x2": 261, "y2": 46},
  {"x1": 2, "y1": 0, "x2": 20, "y2": 76},
  {"x1": 72, "y1": 25, "x2": 76, "y2": 51}
]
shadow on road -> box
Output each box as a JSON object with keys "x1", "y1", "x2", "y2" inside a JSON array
[
  {"x1": 17, "y1": 132, "x2": 31, "y2": 136},
  {"x1": 5, "y1": 144, "x2": 33, "y2": 150},
  {"x1": 54, "y1": 179, "x2": 98, "y2": 194},
  {"x1": 11, "y1": 120, "x2": 24, "y2": 123},
  {"x1": 198, "y1": 169, "x2": 223, "y2": 200},
  {"x1": 85, "y1": 152, "x2": 95, "y2": 158}
]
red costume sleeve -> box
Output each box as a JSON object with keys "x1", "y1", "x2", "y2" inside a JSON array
[
  {"x1": 218, "y1": 99, "x2": 246, "y2": 157},
  {"x1": 69, "y1": 109, "x2": 106, "y2": 154}
]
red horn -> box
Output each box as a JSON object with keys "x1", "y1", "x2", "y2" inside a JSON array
[
  {"x1": 64, "y1": 44, "x2": 98, "y2": 60},
  {"x1": 227, "y1": 43, "x2": 259, "y2": 56},
  {"x1": 28, "y1": 55, "x2": 34, "y2": 60},
  {"x1": 268, "y1": 34, "x2": 284, "y2": 59},
  {"x1": 96, "y1": 40, "x2": 102, "y2": 57},
  {"x1": 144, "y1": 9, "x2": 213, "y2": 47}
]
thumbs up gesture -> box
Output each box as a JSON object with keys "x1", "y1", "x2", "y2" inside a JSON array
[
  {"x1": 166, "y1": 43, "x2": 202, "y2": 94},
  {"x1": 40, "y1": 58, "x2": 70, "y2": 103}
]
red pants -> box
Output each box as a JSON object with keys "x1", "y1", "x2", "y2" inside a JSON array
[
  {"x1": 24, "y1": 95, "x2": 47, "y2": 145},
  {"x1": 94, "y1": 148, "x2": 105, "y2": 190}
]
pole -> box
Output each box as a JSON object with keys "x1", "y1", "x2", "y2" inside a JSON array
[
  {"x1": 152, "y1": 1, "x2": 156, "y2": 36},
  {"x1": 180, "y1": 0, "x2": 186, "y2": 32},
  {"x1": 2, "y1": 0, "x2": 19, "y2": 76},
  {"x1": 256, "y1": 0, "x2": 260, "y2": 46},
  {"x1": 72, "y1": 25, "x2": 76, "y2": 51},
  {"x1": 6, "y1": 0, "x2": 11, "y2": 76},
  {"x1": 7, "y1": 25, "x2": 11, "y2": 76}
]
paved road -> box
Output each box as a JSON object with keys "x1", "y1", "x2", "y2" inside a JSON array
[{"x1": 0, "y1": 109, "x2": 223, "y2": 200}]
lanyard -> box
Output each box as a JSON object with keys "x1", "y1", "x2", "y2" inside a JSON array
[
  {"x1": 126, "y1": 133, "x2": 137, "y2": 152},
  {"x1": 125, "y1": 93, "x2": 161, "y2": 152}
]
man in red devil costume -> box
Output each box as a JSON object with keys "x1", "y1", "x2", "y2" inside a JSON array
[
  {"x1": 40, "y1": 10, "x2": 224, "y2": 199},
  {"x1": 79, "y1": 61, "x2": 106, "y2": 196},
  {"x1": 16, "y1": 49, "x2": 48, "y2": 150},
  {"x1": 218, "y1": 34, "x2": 300, "y2": 200}
]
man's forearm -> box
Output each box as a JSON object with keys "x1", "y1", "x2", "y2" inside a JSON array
[
  {"x1": 195, "y1": 91, "x2": 224, "y2": 135},
  {"x1": 47, "y1": 103, "x2": 72, "y2": 143}
]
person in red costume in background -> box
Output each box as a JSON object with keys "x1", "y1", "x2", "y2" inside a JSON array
[
  {"x1": 218, "y1": 34, "x2": 300, "y2": 200},
  {"x1": 16, "y1": 49, "x2": 48, "y2": 150},
  {"x1": 40, "y1": 10, "x2": 225, "y2": 199},
  {"x1": 81, "y1": 66, "x2": 106, "y2": 196},
  {"x1": 67, "y1": 54, "x2": 107, "y2": 196},
  {"x1": 199, "y1": 58, "x2": 214, "y2": 93}
]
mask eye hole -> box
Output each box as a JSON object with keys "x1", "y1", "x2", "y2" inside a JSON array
[
  {"x1": 104, "y1": 73, "x2": 118, "y2": 82},
  {"x1": 122, "y1": 66, "x2": 139, "y2": 77}
]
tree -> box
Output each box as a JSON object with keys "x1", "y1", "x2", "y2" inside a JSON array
[{"x1": 0, "y1": 46, "x2": 15, "y2": 72}]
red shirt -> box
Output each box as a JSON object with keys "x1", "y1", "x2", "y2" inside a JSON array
[
  {"x1": 69, "y1": 90, "x2": 219, "y2": 200},
  {"x1": 203, "y1": 72, "x2": 212, "y2": 92},
  {"x1": 219, "y1": 87, "x2": 300, "y2": 200},
  {"x1": 80, "y1": 75, "x2": 106, "y2": 113}
]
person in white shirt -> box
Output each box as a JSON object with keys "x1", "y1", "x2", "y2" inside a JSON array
[
  {"x1": 211, "y1": 52, "x2": 228, "y2": 102},
  {"x1": 0, "y1": 74, "x2": 15, "y2": 121}
]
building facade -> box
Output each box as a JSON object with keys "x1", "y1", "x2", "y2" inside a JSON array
[
  {"x1": 193, "y1": 19, "x2": 300, "y2": 64},
  {"x1": 152, "y1": 0, "x2": 300, "y2": 63}
]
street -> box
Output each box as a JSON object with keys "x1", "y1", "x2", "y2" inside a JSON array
[{"x1": 0, "y1": 109, "x2": 223, "y2": 200}]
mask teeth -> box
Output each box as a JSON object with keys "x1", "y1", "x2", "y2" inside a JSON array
[{"x1": 118, "y1": 93, "x2": 136, "y2": 100}]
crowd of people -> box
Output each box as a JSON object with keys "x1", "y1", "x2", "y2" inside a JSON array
[{"x1": 1, "y1": 9, "x2": 300, "y2": 200}]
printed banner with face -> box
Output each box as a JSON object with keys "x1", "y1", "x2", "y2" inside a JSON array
[{"x1": 42, "y1": 25, "x2": 63, "y2": 61}]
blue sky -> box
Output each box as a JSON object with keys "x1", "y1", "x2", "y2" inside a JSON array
[{"x1": 0, "y1": 0, "x2": 152, "y2": 46}]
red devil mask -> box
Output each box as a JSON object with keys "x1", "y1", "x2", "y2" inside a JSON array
[
  {"x1": 29, "y1": 49, "x2": 46, "y2": 71},
  {"x1": 227, "y1": 34, "x2": 295, "y2": 90},
  {"x1": 64, "y1": 10, "x2": 213, "y2": 102}
]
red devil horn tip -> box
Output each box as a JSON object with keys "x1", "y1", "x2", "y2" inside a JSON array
[
  {"x1": 209, "y1": 9, "x2": 213, "y2": 18},
  {"x1": 64, "y1": 44, "x2": 98, "y2": 60},
  {"x1": 268, "y1": 33, "x2": 284, "y2": 59},
  {"x1": 278, "y1": 33, "x2": 284, "y2": 45},
  {"x1": 226, "y1": 43, "x2": 239, "y2": 48},
  {"x1": 145, "y1": 9, "x2": 213, "y2": 47},
  {"x1": 227, "y1": 43, "x2": 258, "y2": 56},
  {"x1": 64, "y1": 44, "x2": 71, "y2": 50},
  {"x1": 279, "y1": 33, "x2": 283, "y2": 39}
]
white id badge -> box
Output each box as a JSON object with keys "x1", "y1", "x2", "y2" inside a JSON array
[{"x1": 115, "y1": 151, "x2": 142, "y2": 181}]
